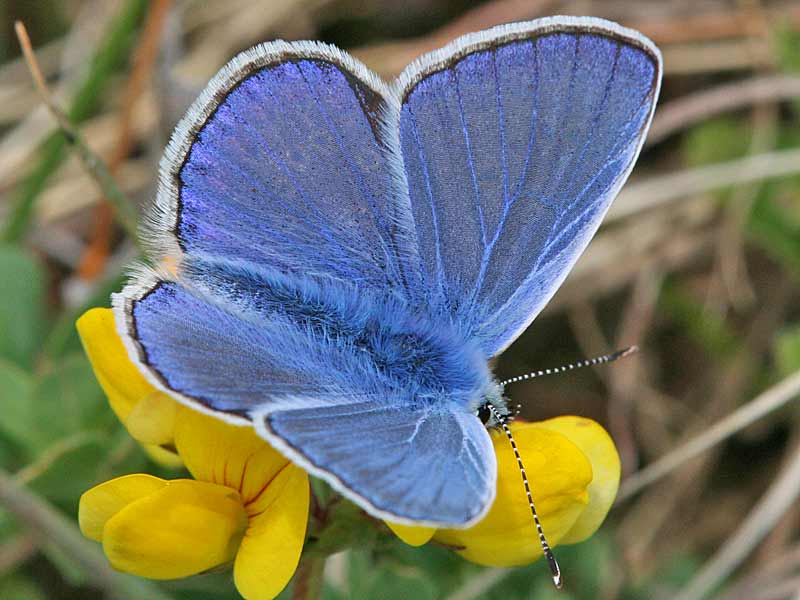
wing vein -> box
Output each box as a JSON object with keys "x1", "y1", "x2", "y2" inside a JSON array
[
  {"x1": 507, "y1": 40, "x2": 540, "y2": 207},
  {"x1": 295, "y1": 63, "x2": 403, "y2": 286},
  {"x1": 464, "y1": 41, "x2": 541, "y2": 315},
  {"x1": 528, "y1": 41, "x2": 622, "y2": 275},
  {"x1": 452, "y1": 67, "x2": 487, "y2": 249},
  {"x1": 407, "y1": 107, "x2": 447, "y2": 298},
  {"x1": 535, "y1": 95, "x2": 651, "y2": 268},
  {"x1": 492, "y1": 50, "x2": 510, "y2": 215}
]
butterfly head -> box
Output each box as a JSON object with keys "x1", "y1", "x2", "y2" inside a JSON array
[{"x1": 475, "y1": 380, "x2": 508, "y2": 427}]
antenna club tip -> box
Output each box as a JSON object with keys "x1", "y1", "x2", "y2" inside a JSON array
[
  {"x1": 621, "y1": 345, "x2": 639, "y2": 357},
  {"x1": 545, "y1": 552, "x2": 562, "y2": 590}
]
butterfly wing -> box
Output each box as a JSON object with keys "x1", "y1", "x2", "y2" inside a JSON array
[
  {"x1": 115, "y1": 40, "x2": 496, "y2": 525},
  {"x1": 147, "y1": 41, "x2": 420, "y2": 295},
  {"x1": 393, "y1": 17, "x2": 662, "y2": 356},
  {"x1": 115, "y1": 261, "x2": 495, "y2": 526},
  {"x1": 113, "y1": 18, "x2": 661, "y2": 526},
  {"x1": 256, "y1": 401, "x2": 495, "y2": 526}
]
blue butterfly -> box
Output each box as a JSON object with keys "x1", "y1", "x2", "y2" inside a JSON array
[{"x1": 113, "y1": 16, "x2": 661, "y2": 530}]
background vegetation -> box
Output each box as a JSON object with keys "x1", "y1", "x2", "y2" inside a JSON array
[{"x1": 1, "y1": 0, "x2": 800, "y2": 598}]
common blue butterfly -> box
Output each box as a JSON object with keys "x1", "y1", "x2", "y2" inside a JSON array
[{"x1": 113, "y1": 15, "x2": 661, "y2": 543}]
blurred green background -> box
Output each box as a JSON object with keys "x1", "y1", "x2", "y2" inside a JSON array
[{"x1": 1, "y1": 0, "x2": 800, "y2": 598}]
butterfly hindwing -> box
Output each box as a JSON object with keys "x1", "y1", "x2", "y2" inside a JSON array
[
  {"x1": 115, "y1": 259, "x2": 496, "y2": 526},
  {"x1": 256, "y1": 401, "x2": 496, "y2": 526},
  {"x1": 394, "y1": 18, "x2": 662, "y2": 356}
]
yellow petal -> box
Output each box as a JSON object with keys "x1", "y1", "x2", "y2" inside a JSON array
[
  {"x1": 79, "y1": 474, "x2": 166, "y2": 542},
  {"x1": 141, "y1": 444, "x2": 184, "y2": 469},
  {"x1": 385, "y1": 521, "x2": 436, "y2": 547},
  {"x1": 126, "y1": 392, "x2": 178, "y2": 446},
  {"x1": 76, "y1": 308, "x2": 157, "y2": 423},
  {"x1": 77, "y1": 308, "x2": 181, "y2": 457},
  {"x1": 434, "y1": 423, "x2": 593, "y2": 567},
  {"x1": 174, "y1": 407, "x2": 289, "y2": 504},
  {"x1": 234, "y1": 465, "x2": 310, "y2": 600},
  {"x1": 103, "y1": 479, "x2": 247, "y2": 579},
  {"x1": 536, "y1": 416, "x2": 620, "y2": 544}
]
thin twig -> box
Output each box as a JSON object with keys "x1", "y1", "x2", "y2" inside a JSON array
[
  {"x1": 442, "y1": 567, "x2": 508, "y2": 600},
  {"x1": 620, "y1": 276, "x2": 793, "y2": 572},
  {"x1": 351, "y1": 4, "x2": 799, "y2": 78},
  {"x1": 649, "y1": 4, "x2": 797, "y2": 44},
  {"x1": 79, "y1": 0, "x2": 172, "y2": 279},
  {"x1": 352, "y1": 0, "x2": 557, "y2": 77},
  {"x1": 618, "y1": 370, "x2": 800, "y2": 502},
  {"x1": 14, "y1": 432, "x2": 105, "y2": 485},
  {"x1": 13, "y1": 21, "x2": 139, "y2": 241},
  {"x1": 610, "y1": 148, "x2": 800, "y2": 223},
  {"x1": 3, "y1": 0, "x2": 146, "y2": 245},
  {"x1": 647, "y1": 75, "x2": 800, "y2": 146},
  {"x1": 0, "y1": 533, "x2": 38, "y2": 575},
  {"x1": 676, "y1": 441, "x2": 800, "y2": 600},
  {"x1": 292, "y1": 555, "x2": 326, "y2": 600},
  {"x1": 716, "y1": 544, "x2": 800, "y2": 600},
  {"x1": 0, "y1": 468, "x2": 173, "y2": 600}
]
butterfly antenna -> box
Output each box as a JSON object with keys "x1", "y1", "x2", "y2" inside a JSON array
[
  {"x1": 500, "y1": 345, "x2": 639, "y2": 387},
  {"x1": 487, "y1": 404, "x2": 563, "y2": 589}
]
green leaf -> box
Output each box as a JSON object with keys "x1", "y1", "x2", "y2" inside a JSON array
[
  {"x1": 0, "y1": 354, "x2": 114, "y2": 466},
  {"x1": 775, "y1": 323, "x2": 800, "y2": 376},
  {"x1": 306, "y1": 495, "x2": 380, "y2": 557},
  {"x1": 30, "y1": 354, "x2": 110, "y2": 441},
  {"x1": 774, "y1": 23, "x2": 800, "y2": 74},
  {"x1": 3, "y1": 0, "x2": 148, "y2": 242},
  {"x1": 163, "y1": 571, "x2": 245, "y2": 599},
  {"x1": 565, "y1": 533, "x2": 615, "y2": 600},
  {"x1": 0, "y1": 575, "x2": 46, "y2": 600},
  {"x1": 30, "y1": 439, "x2": 111, "y2": 505},
  {"x1": 0, "y1": 245, "x2": 45, "y2": 369},
  {"x1": 748, "y1": 184, "x2": 800, "y2": 277},
  {"x1": 660, "y1": 282, "x2": 739, "y2": 359},
  {"x1": 41, "y1": 542, "x2": 87, "y2": 586},
  {"x1": 384, "y1": 541, "x2": 471, "y2": 595},
  {"x1": 683, "y1": 118, "x2": 751, "y2": 168},
  {"x1": 346, "y1": 549, "x2": 438, "y2": 600},
  {"x1": 0, "y1": 359, "x2": 38, "y2": 454},
  {"x1": 43, "y1": 271, "x2": 127, "y2": 359}
]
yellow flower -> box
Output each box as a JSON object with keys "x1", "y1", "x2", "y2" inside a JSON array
[
  {"x1": 76, "y1": 309, "x2": 618, "y2": 578},
  {"x1": 387, "y1": 416, "x2": 620, "y2": 567},
  {"x1": 76, "y1": 308, "x2": 182, "y2": 467},
  {"x1": 79, "y1": 407, "x2": 310, "y2": 600}
]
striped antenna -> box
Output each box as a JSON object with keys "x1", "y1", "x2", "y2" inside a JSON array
[
  {"x1": 500, "y1": 345, "x2": 639, "y2": 387},
  {"x1": 487, "y1": 404, "x2": 563, "y2": 589}
]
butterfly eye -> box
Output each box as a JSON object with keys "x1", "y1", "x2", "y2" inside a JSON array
[{"x1": 476, "y1": 403, "x2": 493, "y2": 425}]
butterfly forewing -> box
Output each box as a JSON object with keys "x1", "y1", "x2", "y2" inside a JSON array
[
  {"x1": 149, "y1": 42, "x2": 419, "y2": 296},
  {"x1": 395, "y1": 19, "x2": 661, "y2": 356}
]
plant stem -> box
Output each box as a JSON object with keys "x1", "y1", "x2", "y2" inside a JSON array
[
  {"x1": 292, "y1": 555, "x2": 326, "y2": 600},
  {"x1": 0, "y1": 468, "x2": 174, "y2": 600},
  {"x1": 3, "y1": 0, "x2": 146, "y2": 242}
]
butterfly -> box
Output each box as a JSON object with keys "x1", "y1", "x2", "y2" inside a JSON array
[{"x1": 113, "y1": 16, "x2": 661, "y2": 531}]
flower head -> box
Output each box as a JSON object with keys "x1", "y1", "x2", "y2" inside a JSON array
[
  {"x1": 388, "y1": 416, "x2": 620, "y2": 567},
  {"x1": 77, "y1": 308, "x2": 181, "y2": 467},
  {"x1": 76, "y1": 307, "x2": 619, "y2": 589},
  {"x1": 79, "y1": 407, "x2": 309, "y2": 600}
]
